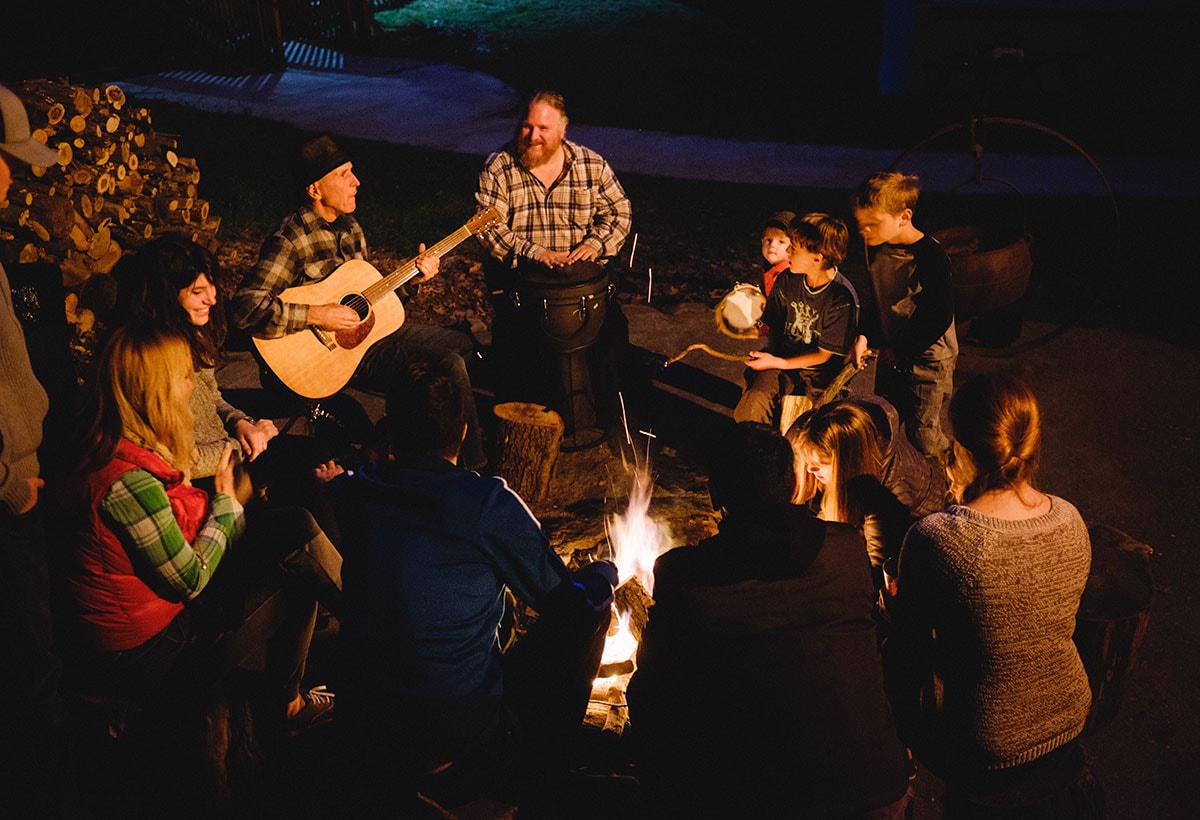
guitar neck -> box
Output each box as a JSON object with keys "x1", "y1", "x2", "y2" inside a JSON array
[{"x1": 361, "y1": 224, "x2": 473, "y2": 304}]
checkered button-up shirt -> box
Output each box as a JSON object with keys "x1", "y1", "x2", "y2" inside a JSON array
[
  {"x1": 101, "y1": 468, "x2": 244, "y2": 601},
  {"x1": 475, "y1": 139, "x2": 632, "y2": 265},
  {"x1": 232, "y1": 205, "x2": 368, "y2": 339}
]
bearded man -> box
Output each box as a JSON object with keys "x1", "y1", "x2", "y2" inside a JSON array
[{"x1": 476, "y1": 91, "x2": 634, "y2": 433}]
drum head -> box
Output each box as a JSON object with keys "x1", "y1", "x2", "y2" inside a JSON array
[
  {"x1": 515, "y1": 259, "x2": 609, "y2": 289},
  {"x1": 715, "y1": 283, "x2": 765, "y2": 339}
]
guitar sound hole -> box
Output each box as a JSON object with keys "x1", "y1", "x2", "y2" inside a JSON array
[{"x1": 340, "y1": 293, "x2": 370, "y2": 320}]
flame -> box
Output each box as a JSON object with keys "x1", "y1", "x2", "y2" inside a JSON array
[
  {"x1": 588, "y1": 459, "x2": 673, "y2": 730},
  {"x1": 600, "y1": 609, "x2": 638, "y2": 666},
  {"x1": 607, "y1": 467, "x2": 670, "y2": 598}
]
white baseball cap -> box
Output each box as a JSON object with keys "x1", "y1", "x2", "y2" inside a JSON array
[{"x1": 0, "y1": 83, "x2": 60, "y2": 168}]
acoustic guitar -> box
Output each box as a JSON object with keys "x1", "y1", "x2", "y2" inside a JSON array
[{"x1": 254, "y1": 206, "x2": 501, "y2": 398}]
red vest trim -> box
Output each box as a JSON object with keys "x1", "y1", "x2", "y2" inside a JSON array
[{"x1": 69, "y1": 439, "x2": 211, "y2": 651}]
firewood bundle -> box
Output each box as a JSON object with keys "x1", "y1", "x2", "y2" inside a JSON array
[{"x1": 2, "y1": 79, "x2": 221, "y2": 288}]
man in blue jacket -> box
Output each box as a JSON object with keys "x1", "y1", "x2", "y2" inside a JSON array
[{"x1": 328, "y1": 361, "x2": 616, "y2": 809}]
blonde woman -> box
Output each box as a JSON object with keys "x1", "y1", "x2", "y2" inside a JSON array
[
  {"x1": 65, "y1": 325, "x2": 332, "y2": 733},
  {"x1": 789, "y1": 396, "x2": 947, "y2": 582}
]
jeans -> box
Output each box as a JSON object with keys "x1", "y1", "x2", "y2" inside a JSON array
[{"x1": 877, "y1": 351, "x2": 957, "y2": 457}]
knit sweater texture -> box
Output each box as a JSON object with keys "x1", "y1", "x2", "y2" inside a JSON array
[
  {"x1": 190, "y1": 367, "x2": 250, "y2": 479},
  {"x1": 898, "y1": 496, "x2": 1092, "y2": 770}
]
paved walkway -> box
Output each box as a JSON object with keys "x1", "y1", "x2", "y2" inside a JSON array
[{"x1": 114, "y1": 41, "x2": 1197, "y2": 199}]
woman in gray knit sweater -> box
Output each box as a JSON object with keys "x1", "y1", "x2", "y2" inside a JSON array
[
  {"x1": 111, "y1": 239, "x2": 342, "y2": 538},
  {"x1": 112, "y1": 237, "x2": 279, "y2": 479},
  {"x1": 891, "y1": 373, "x2": 1102, "y2": 817}
]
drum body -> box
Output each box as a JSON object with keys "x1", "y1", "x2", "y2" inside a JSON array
[
  {"x1": 512, "y1": 263, "x2": 611, "y2": 354},
  {"x1": 509, "y1": 262, "x2": 614, "y2": 443}
]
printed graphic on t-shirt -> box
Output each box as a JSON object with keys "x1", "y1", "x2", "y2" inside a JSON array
[{"x1": 786, "y1": 300, "x2": 820, "y2": 345}]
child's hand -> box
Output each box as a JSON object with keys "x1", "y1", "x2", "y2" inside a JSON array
[
  {"x1": 746, "y1": 350, "x2": 783, "y2": 371},
  {"x1": 850, "y1": 335, "x2": 870, "y2": 370}
]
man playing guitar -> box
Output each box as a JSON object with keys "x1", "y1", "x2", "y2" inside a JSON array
[{"x1": 232, "y1": 136, "x2": 486, "y2": 470}]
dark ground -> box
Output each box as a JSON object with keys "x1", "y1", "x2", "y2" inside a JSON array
[{"x1": 5, "y1": 2, "x2": 1199, "y2": 818}]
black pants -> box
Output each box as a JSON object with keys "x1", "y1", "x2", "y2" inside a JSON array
[{"x1": 0, "y1": 503, "x2": 69, "y2": 819}]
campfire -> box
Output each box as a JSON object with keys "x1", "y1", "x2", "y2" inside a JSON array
[{"x1": 586, "y1": 461, "x2": 673, "y2": 733}]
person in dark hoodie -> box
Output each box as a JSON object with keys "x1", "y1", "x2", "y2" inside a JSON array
[
  {"x1": 628, "y1": 422, "x2": 912, "y2": 819},
  {"x1": 327, "y1": 360, "x2": 617, "y2": 811}
]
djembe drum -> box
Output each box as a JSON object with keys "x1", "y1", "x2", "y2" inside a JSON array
[{"x1": 511, "y1": 260, "x2": 612, "y2": 446}]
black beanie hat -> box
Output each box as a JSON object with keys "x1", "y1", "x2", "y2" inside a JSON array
[{"x1": 299, "y1": 135, "x2": 352, "y2": 187}]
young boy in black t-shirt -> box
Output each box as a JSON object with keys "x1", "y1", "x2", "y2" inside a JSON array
[{"x1": 734, "y1": 213, "x2": 858, "y2": 426}]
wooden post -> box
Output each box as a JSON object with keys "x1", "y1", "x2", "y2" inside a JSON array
[{"x1": 494, "y1": 402, "x2": 564, "y2": 502}]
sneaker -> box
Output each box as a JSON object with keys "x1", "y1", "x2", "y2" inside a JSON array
[{"x1": 284, "y1": 685, "x2": 335, "y2": 735}]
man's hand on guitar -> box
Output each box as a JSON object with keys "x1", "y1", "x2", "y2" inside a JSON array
[
  {"x1": 308, "y1": 303, "x2": 361, "y2": 331},
  {"x1": 413, "y1": 243, "x2": 441, "y2": 283}
]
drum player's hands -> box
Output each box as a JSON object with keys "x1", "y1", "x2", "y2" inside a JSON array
[
  {"x1": 565, "y1": 244, "x2": 600, "y2": 265},
  {"x1": 413, "y1": 243, "x2": 440, "y2": 282},
  {"x1": 539, "y1": 248, "x2": 572, "y2": 267},
  {"x1": 746, "y1": 350, "x2": 786, "y2": 371}
]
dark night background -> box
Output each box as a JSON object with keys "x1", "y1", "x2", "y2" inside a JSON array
[{"x1": 3, "y1": 2, "x2": 1198, "y2": 818}]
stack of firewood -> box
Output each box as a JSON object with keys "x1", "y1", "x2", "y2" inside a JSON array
[{"x1": 1, "y1": 78, "x2": 220, "y2": 288}]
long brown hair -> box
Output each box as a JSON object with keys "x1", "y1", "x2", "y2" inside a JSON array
[
  {"x1": 946, "y1": 373, "x2": 1041, "y2": 504},
  {"x1": 77, "y1": 324, "x2": 196, "y2": 477},
  {"x1": 790, "y1": 401, "x2": 884, "y2": 526}
]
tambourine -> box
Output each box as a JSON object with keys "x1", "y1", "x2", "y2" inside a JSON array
[{"x1": 714, "y1": 282, "x2": 766, "y2": 339}]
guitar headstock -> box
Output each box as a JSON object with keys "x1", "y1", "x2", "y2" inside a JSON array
[{"x1": 467, "y1": 206, "x2": 503, "y2": 235}]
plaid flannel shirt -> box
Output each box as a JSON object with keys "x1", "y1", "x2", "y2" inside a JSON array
[
  {"x1": 100, "y1": 469, "x2": 244, "y2": 602},
  {"x1": 475, "y1": 139, "x2": 632, "y2": 265},
  {"x1": 232, "y1": 205, "x2": 368, "y2": 339}
]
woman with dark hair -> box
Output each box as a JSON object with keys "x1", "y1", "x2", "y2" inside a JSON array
[
  {"x1": 889, "y1": 373, "x2": 1100, "y2": 817},
  {"x1": 111, "y1": 237, "x2": 343, "y2": 543},
  {"x1": 112, "y1": 236, "x2": 278, "y2": 479},
  {"x1": 64, "y1": 325, "x2": 333, "y2": 731}
]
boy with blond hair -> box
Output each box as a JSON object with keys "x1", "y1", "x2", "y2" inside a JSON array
[
  {"x1": 734, "y1": 213, "x2": 858, "y2": 425},
  {"x1": 852, "y1": 171, "x2": 957, "y2": 458}
]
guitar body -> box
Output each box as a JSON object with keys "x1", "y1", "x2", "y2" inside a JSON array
[
  {"x1": 250, "y1": 206, "x2": 502, "y2": 399},
  {"x1": 253, "y1": 259, "x2": 405, "y2": 398}
]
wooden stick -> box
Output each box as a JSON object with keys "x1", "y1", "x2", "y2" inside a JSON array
[{"x1": 664, "y1": 343, "x2": 746, "y2": 365}]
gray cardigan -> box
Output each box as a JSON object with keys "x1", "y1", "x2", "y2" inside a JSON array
[{"x1": 189, "y1": 366, "x2": 250, "y2": 478}]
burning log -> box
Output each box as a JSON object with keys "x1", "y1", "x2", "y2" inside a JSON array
[
  {"x1": 493, "y1": 402, "x2": 564, "y2": 502},
  {"x1": 614, "y1": 576, "x2": 653, "y2": 645}
]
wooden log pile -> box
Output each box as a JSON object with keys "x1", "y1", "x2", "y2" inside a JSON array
[{"x1": 1, "y1": 79, "x2": 221, "y2": 291}]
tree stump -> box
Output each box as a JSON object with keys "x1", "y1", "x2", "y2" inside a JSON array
[
  {"x1": 494, "y1": 402, "x2": 564, "y2": 502},
  {"x1": 1073, "y1": 523, "x2": 1154, "y2": 734}
]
